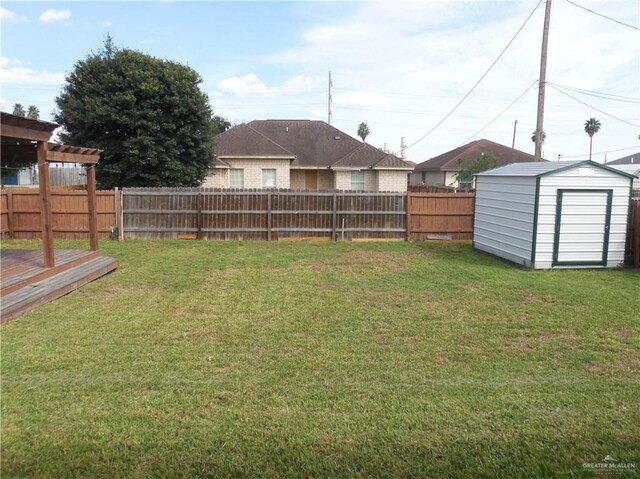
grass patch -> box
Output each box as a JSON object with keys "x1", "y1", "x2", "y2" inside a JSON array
[{"x1": 1, "y1": 239, "x2": 639, "y2": 478}]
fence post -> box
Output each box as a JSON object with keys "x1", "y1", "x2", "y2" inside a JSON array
[
  {"x1": 405, "y1": 190, "x2": 411, "y2": 241},
  {"x1": 118, "y1": 189, "x2": 124, "y2": 240},
  {"x1": 114, "y1": 187, "x2": 119, "y2": 240},
  {"x1": 632, "y1": 199, "x2": 640, "y2": 268},
  {"x1": 332, "y1": 193, "x2": 337, "y2": 241},
  {"x1": 6, "y1": 190, "x2": 14, "y2": 238},
  {"x1": 196, "y1": 191, "x2": 202, "y2": 240},
  {"x1": 87, "y1": 165, "x2": 99, "y2": 251},
  {"x1": 267, "y1": 192, "x2": 272, "y2": 241}
]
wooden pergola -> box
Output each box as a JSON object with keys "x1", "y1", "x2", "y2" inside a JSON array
[{"x1": 1, "y1": 112, "x2": 102, "y2": 267}]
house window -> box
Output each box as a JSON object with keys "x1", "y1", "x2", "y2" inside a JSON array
[
  {"x1": 459, "y1": 173, "x2": 473, "y2": 190},
  {"x1": 351, "y1": 170, "x2": 365, "y2": 190},
  {"x1": 262, "y1": 169, "x2": 276, "y2": 188},
  {"x1": 230, "y1": 169, "x2": 244, "y2": 188}
]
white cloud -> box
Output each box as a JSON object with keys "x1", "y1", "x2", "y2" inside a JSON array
[
  {"x1": 1, "y1": 7, "x2": 26, "y2": 23},
  {"x1": 216, "y1": 73, "x2": 319, "y2": 98},
  {"x1": 39, "y1": 9, "x2": 71, "y2": 24},
  {"x1": 218, "y1": 73, "x2": 268, "y2": 96},
  {"x1": 282, "y1": 75, "x2": 316, "y2": 91},
  {"x1": 0, "y1": 57, "x2": 65, "y2": 85},
  {"x1": 101, "y1": 20, "x2": 112, "y2": 27}
]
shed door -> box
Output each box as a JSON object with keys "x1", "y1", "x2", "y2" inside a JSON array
[{"x1": 552, "y1": 189, "x2": 613, "y2": 267}]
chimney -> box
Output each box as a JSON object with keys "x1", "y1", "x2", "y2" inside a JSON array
[
  {"x1": 383, "y1": 143, "x2": 389, "y2": 153},
  {"x1": 401, "y1": 137, "x2": 407, "y2": 160}
]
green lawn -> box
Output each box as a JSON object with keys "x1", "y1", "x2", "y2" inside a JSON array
[{"x1": 1, "y1": 239, "x2": 639, "y2": 478}]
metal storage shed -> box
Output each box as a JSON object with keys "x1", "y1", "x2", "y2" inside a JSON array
[{"x1": 473, "y1": 160, "x2": 636, "y2": 269}]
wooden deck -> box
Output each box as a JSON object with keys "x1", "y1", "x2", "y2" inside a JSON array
[{"x1": 1, "y1": 249, "x2": 118, "y2": 322}]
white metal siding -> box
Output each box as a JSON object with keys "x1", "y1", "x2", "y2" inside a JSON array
[
  {"x1": 473, "y1": 176, "x2": 537, "y2": 267},
  {"x1": 534, "y1": 166, "x2": 631, "y2": 268},
  {"x1": 555, "y1": 191, "x2": 608, "y2": 263}
]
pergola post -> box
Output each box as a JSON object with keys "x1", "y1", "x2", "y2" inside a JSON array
[
  {"x1": 37, "y1": 141, "x2": 55, "y2": 268},
  {"x1": 87, "y1": 165, "x2": 99, "y2": 251}
]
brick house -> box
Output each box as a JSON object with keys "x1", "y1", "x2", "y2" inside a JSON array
[{"x1": 203, "y1": 120, "x2": 413, "y2": 192}]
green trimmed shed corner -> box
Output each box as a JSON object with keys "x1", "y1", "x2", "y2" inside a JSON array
[{"x1": 473, "y1": 160, "x2": 637, "y2": 269}]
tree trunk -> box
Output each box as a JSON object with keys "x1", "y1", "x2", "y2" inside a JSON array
[{"x1": 589, "y1": 136, "x2": 593, "y2": 161}]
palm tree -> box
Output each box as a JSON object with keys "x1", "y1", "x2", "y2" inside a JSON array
[
  {"x1": 12, "y1": 103, "x2": 26, "y2": 117},
  {"x1": 584, "y1": 117, "x2": 601, "y2": 160},
  {"x1": 531, "y1": 130, "x2": 546, "y2": 144},
  {"x1": 26, "y1": 105, "x2": 40, "y2": 120},
  {"x1": 357, "y1": 122, "x2": 370, "y2": 142}
]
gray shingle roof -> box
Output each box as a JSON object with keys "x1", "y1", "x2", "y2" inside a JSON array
[
  {"x1": 414, "y1": 139, "x2": 541, "y2": 172},
  {"x1": 475, "y1": 160, "x2": 636, "y2": 178},
  {"x1": 214, "y1": 123, "x2": 295, "y2": 158},
  {"x1": 213, "y1": 119, "x2": 412, "y2": 170},
  {"x1": 607, "y1": 152, "x2": 640, "y2": 165}
]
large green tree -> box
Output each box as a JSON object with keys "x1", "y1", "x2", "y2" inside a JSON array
[
  {"x1": 456, "y1": 153, "x2": 497, "y2": 189},
  {"x1": 54, "y1": 38, "x2": 217, "y2": 188},
  {"x1": 584, "y1": 117, "x2": 601, "y2": 160}
]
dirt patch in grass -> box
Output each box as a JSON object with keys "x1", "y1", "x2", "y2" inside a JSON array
[{"x1": 306, "y1": 250, "x2": 416, "y2": 276}]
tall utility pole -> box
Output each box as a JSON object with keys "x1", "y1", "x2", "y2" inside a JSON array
[
  {"x1": 512, "y1": 120, "x2": 518, "y2": 149},
  {"x1": 534, "y1": 0, "x2": 552, "y2": 161},
  {"x1": 328, "y1": 71, "x2": 333, "y2": 125}
]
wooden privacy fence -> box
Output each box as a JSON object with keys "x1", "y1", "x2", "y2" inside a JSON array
[
  {"x1": 0, "y1": 192, "x2": 8, "y2": 239},
  {"x1": 0, "y1": 189, "x2": 117, "y2": 240},
  {"x1": 122, "y1": 188, "x2": 408, "y2": 241},
  {"x1": 407, "y1": 192, "x2": 475, "y2": 240},
  {"x1": 628, "y1": 199, "x2": 640, "y2": 268}
]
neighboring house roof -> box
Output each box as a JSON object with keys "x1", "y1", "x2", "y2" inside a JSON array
[
  {"x1": 214, "y1": 123, "x2": 295, "y2": 158},
  {"x1": 607, "y1": 152, "x2": 640, "y2": 165},
  {"x1": 475, "y1": 160, "x2": 637, "y2": 179},
  {"x1": 414, "y1": 139, "x2": 541, "y2": 172},
  {"x1": 213, "y1": 119, "x2": 413, "y2": 170}
]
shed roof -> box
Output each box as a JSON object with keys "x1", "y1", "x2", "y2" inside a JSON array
[
  {"x1": 476, "y1": 160, "x2": 637, "y2": 179},
  {"x1": 609, "y1": 164, "x2": 640, "y2": 177}
]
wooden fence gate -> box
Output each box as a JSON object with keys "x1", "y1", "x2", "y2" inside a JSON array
[{"x1": 407, "y1": 192, "x2": 475, "y2": 240}]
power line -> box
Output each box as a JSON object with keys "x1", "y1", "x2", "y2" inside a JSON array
[
  {"x1": 404, "y1": 0, "x2": 544, "y2": 151},
  {"x1": 547, "y1": 83, "x2": 640, "y2": 128},
  {"x1": 565, "y1": 0, "x2": 639, "y2": 30},
  {"x1": 547, "y1": 82, "x2": 640, "y2": 104},
  {"x1": 561, "y1": 145, "x2": 640, "y2": 159},
  {"x1": 463, "y1": 80, "x2": 538, "y2": 144}
]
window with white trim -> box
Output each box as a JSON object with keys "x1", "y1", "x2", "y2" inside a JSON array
[
  {"x1": 230, "y1": 169, "x2": 244, "y2": 188},
  {"x1": 351, "y1": 170, "x2": 365, "y2": 190},
  {"x1": 262, "y1": 169, "x2": 276, "y2": 188}
]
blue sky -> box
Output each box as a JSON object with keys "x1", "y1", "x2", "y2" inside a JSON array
[{"x1": 1, "y1": 1, "x2": 639, "y2": 164}]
